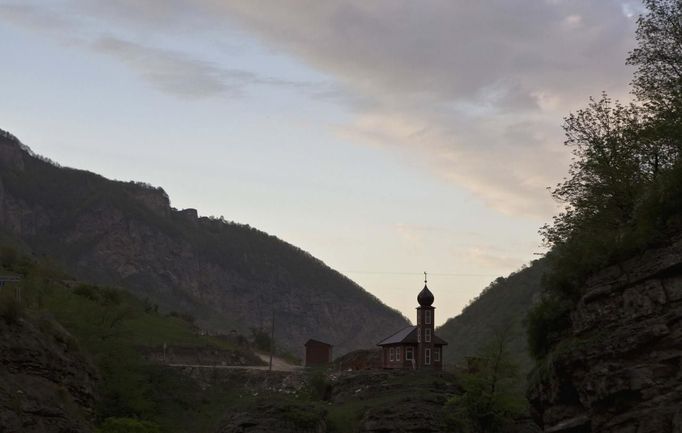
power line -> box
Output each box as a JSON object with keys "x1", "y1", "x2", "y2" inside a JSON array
[{"x1": 341, "y1": 271, "x2": 498, "y2": 277}]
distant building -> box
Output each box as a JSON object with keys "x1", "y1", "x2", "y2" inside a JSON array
[
  {"x1": 377, "y1": 278, "x2": 448, "y2": 370},
  {"x1": 304, "y1": 339, "x2": 333, "y2": 367}
]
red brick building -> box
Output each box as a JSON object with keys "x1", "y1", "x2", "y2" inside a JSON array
[
  {"x1": 304, "y1": 339, "x2": 333, "y2": 367},
  {"x1": 377, "y1": 280, "x2": 448, "y2": 370}
]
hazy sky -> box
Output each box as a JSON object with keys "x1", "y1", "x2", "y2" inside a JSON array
[{"x1": 0, "y1": 1, "x2": 640, "y2": 325}]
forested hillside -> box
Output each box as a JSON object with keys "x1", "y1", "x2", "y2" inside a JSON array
[
  {"x1": 0, "y1": 131, "x2": 408, "y2": 355},
  {"x1": 437, "y1": 259, "x2": 545, "y2": 373}
]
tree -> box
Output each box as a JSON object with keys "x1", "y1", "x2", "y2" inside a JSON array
[
  {"x1": 444, "y1": 331, "x2": 525, "y2": 433},
  {"x1": 543, "y1": 94, "x2": 645, "y2": 244},
  {"x1": 627, "y1": 0, "x2": 682, "y2": 171},
  {"x1": 628, "y1": 0, "x2": 682, "y2": 109},
  {"x1": 250, "y1": 327, "x2": 272, "y2": 352},
  {"x1": 539, "y1": 94, "x2": 651, "y2": 297}
]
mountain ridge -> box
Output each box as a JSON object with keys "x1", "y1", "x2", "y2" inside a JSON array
[
  {"x1": 0, "y1": 128, "x2": 409, "y2": 355},
  {"x1": 436, "y1": 259, "x2": 546, "y2": 372}
]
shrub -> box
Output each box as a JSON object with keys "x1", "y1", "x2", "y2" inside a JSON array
[
  {"x1": 0, "y1": 297, "x2": 23, "y2": 324},
  {"x1": 250, "y1": 328, "x2": 271, "y2": 352},
  {"x1": 100, "y1": 288, "x2": 122, "y2": 306},
  {"x1": 526, "y1": 295, "x2": 572, "y2": 360},
  {"x1": 444, "y1": 333, "x2": 525, "y2": 433},
  {"x1": 306, "y1": 369, "x2": 332, "y2": 401},
  {"x1": 168, "y1": 311, "x2": 195, "y2": 325},
  {"x1": 74, "y1": 284, "x2": 99, "y2": 301},
  {"x1": 0, "y1": 246, "x2": 18, "y2": 269}
]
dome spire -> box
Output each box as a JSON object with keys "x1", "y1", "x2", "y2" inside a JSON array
[{"x1": 417, "y1": 273, "x2": 434, "y2": 307}]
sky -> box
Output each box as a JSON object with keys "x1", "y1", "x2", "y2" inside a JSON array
[{"x1": 0, "y1": 0, "x2": 641, "y2": 325}]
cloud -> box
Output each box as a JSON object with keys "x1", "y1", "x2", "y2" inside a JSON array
[
  {"x1": 93, "y1": 37, "x2": 243, "y2": 98},
  {"x1": 0, "y1": 4, "x2": 69, "y2": 30},
  {"x1": 199, "y1": 0, "x2": 637, "y2": 217},
  {"x1": 0, "y1": 2, "x2": 327, "y2": 100},
  {"x1": 0, "y1": 0, "x2": 640, "y2": 217}
]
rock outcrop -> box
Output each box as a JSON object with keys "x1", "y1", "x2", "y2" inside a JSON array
[
  {"x1": 213, "y1": 370, "x2": 458, "y2": 433},
  {"x1": 217, "y1": 400, "x2": 326, "y2": 433},
  {"x1": 528, "y1": 235, "x2": 682, "y2": 433},
  {"x1": 0, "y1": 129, "x2": 409, "y2": 355},
  {"x1": 0, "y1": 314, "x2": 98, "y2": 433}
]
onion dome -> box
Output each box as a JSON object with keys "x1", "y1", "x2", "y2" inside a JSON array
[{"x1": 417, "y1": 285, "x2": 434, "y2": 307}]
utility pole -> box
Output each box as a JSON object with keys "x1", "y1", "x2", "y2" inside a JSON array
[{"x1": 268, "y1": 309, "x2": 275, "y2": 372}]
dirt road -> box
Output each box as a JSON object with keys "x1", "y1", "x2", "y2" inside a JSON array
[{"x1": 168, "y1": 352, "x2": 301, "y2": 372}]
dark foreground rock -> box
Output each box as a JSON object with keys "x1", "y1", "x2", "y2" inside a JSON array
[
  {"x1": 337, "y1": 371, "x2": 457, "y2": 433},
  {"x1": 0, "y1": 314, "x2": 98, "y2": 433},
  {"x1": 214, "y1": 370, "x2": 459, "y2": 433},
  {"x1": 217, "y1": 399, "x2": 326, "y2": 433},
  {"x1": 529, "y1": 235, "x2": 682, "y2": 433}
]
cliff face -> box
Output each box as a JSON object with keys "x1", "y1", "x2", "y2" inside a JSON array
[
  {"x1": 528, "y1": 235, "x2": 682, "y2": 433},
  {"x1": 0, "y1": 130, "x2": 409, "y2": 355},
  {"x1": 0, "y1": 315, "x2": 98, "y2": 433}
]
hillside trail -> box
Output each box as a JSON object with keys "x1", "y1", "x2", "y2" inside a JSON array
[{"x1": 255, "y1": 352, "x2": 301, "y2": 372}]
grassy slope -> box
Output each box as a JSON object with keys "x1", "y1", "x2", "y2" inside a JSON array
[{"x1": 436, "y1": 259, "x2": 546, "y2": 373}]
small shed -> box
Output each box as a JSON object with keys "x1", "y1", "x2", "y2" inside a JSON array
[{"x1": 304, "y1": 339, "x2": 333, "y2": 367}]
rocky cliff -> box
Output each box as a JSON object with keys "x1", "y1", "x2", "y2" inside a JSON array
[
  {"x1": 0, "y1": 129, "x2": 409, "y2": 355},
  {"x1": 528, "y1": 234, "x2": 682, "y2": 433},
  {"x1": 0, "y1": 314, "x2": 98, "y2": 433}
]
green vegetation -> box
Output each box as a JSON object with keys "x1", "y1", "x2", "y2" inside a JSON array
[
  {"x1": 444, "y1": 332, "x2": 525, "y2": 433},
  {"x1": 437, "y1": 260, "x2": 546, "y2": 373},
  {"x1": 250, "y1": 327, "x2": 272, "y2": 352},
  {"x1": 525, "y1": 294, "x2": 572, "y2": 361},
  {"x1": 305, "y1": 368, "x2": 333, "y2": 401},
  {"x1": 528, "y1": 0, "x2": 682, "y2": 360},
  {"x1": 0, "y1": 247, "x2": 262, "y2": 433}
]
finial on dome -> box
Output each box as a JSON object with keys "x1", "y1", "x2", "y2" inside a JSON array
[{"x1": 417, "y1": 274, "x2": 434, "y2": 307}]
